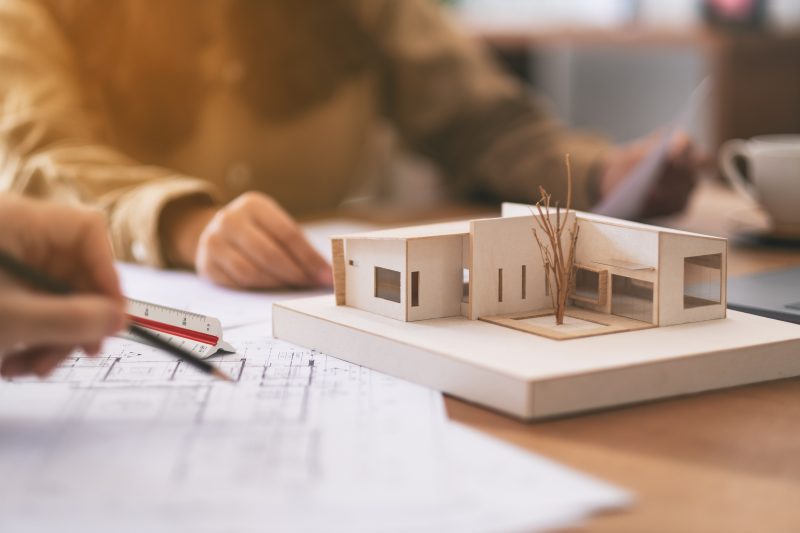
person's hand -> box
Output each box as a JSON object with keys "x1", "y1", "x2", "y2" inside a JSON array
[
  {"x1": 163, "y1": 192, "x2": 332, "y2": 290},
  {"x1": 598, "y1": 132, "x2": 704, "y2": 219},
  {"x1": 0, "y1": 196, "x2": 126, "y2": 378}
]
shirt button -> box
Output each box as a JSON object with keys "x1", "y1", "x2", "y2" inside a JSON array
[
  {"x1": 131, "y1": 240, "x2": 148, "y2": 263},
  {"x1": 226, "y1": 162, "x2": 253, "y2": 191}
]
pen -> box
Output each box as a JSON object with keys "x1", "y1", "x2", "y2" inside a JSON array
[{"x1": 0, "y1": 249, "x2": 234, "y2": 382}]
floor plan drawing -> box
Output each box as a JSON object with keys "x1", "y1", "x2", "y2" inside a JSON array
[{"x1": 0, "y1": 264, "x2": 630, "y2": 532}]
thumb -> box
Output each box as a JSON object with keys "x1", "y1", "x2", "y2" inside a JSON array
[{"x1": 1, "y1": 293, "x2": 125, "y2": 350}]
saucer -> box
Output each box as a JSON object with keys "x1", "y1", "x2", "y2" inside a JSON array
[
  {"x1": 733, "y1": 225, "x2": 800, "y2": 248},
  {"x1": 726, "y1": 207, "x2": 800, "y2": 247}
]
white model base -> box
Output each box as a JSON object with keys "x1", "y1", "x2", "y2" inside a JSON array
[{"x1": 273, "y1": 296, "x2": 800, "y2": 420}]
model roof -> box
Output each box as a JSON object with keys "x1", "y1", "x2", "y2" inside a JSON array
[
  {"x1": 334, "y1": 204, "x2": 726, "y2": 242},
  {"x1": 334, "y1": 220, "x2": 471, "y2": 240},
  {"x1": 501, "y1": 203, "x2": 726, "y2": 241}
]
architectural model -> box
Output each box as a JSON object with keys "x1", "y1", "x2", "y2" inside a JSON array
[
  {"x1": 275, "y1": 206, "x2": 800, "y2": 419},
  {"x1": 330, "y1": 204, "x2": 727, "y2": 340}
]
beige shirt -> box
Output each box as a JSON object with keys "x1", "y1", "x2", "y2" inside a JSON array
[{"x1": 0, "y1": 0, "x2": 609, "y2": 267}]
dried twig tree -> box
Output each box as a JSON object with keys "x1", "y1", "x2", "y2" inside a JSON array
[{"x1": 531, "y1": 154, "x2": 580, "y2": 325}]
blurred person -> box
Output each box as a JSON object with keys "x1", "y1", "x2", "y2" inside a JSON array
[
  {"x1": 0, "y1": 195, "x2": 125, "y2": 378},
  {"x1": 0, "y1": 0, "x2": 698, "y2": 290}
]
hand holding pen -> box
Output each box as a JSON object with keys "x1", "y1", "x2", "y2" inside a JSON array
[
  {"x1": 0, "y1": 195, "x2": 232, "y2": 381},
  {"x1": 0, "y1": 196, "x2": 125, "y2": 378}
]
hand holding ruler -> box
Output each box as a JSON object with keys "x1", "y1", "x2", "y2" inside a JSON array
[
  {"x1": 121, "y1": 298, "x2": 235, "y2": 359},
  {"x1": 0, "y1": 249, "x2": 235, "y2": 380}
]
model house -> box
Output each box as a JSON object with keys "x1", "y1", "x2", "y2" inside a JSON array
[{"x1": 330, "y1": 203, "x2": 727, "y2": 339}]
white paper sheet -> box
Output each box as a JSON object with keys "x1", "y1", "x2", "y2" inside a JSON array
[
  {"x1": 116, "y1": 219, "x2": 373, "y2": 330},
  {"x1": 0, "y1": 232, "x2": 631, "y2": 532},
  {"x1": 592, "y1": 77, "x2": 710, "y2": 219},
  {"x1": 119, "y1": 263, "x2": 312, "y2": 329},
  {"x1": 302, "y1": 219, "x2": 377, "y2": 261}
]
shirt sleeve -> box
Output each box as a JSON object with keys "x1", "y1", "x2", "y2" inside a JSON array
[
  {"x1": 363, "y1": 0, "x2": 611, "y2": 210},
  {"x1": 0, "y1": 0, "x2": 220, "y2": 267}
]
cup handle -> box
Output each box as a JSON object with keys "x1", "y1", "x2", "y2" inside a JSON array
[{"x1": 720, "y1": 139, "x2": 757, "y2": 200}]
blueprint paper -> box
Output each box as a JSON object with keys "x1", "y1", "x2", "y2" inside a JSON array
[{"x1": 0, "y1": 256, "x2": 630, "y2": 532}]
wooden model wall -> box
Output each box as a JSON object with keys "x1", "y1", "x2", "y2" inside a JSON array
[
  {"x1": 343, "y1": 238, "x2": 407, "y2": 321},
  {"x1": 469, "y1": 213, "x2": 576, "y2": 320},
  {"x1": 571, "y1": 219, "x2": 660, "y2": 323},
  {"x1": 658, "y1": 232, "x2": 727, "y2": 326},
  {"x1": 332, "y1": 239, "x2": 346, "y2": 305},
  {"x1": 574, "y1": 219, "x2": 659, "y2": 271},
  {"x1": 334, "y1": 206, "x2": 728, "y2": 330},
  {"x1": 406, "y1": 235, "x2": 464, "y2": 321}
]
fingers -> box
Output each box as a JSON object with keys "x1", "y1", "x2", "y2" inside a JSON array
[
  {"x1": 245, "y1": 195, "x2": 332, "y2": 286},
  {"x1": 679, "y1": 140, "x2": 711, "y2": 176},
  {"x1": 215, "y1": 244, "x2": 267, "y2": 288},
  {"x1": 212, "y1": 247, "x2": 281, "y2": 290},
  {"x1": 78, "y1": 210, "x2": 123, "y2": 302},
  {"x1": 201, "y1": 259, "x2": 243, "y2": 289},
  {"x1": 668, "y1": 132, "x2": 691, "y2": 160},
  {"x1": 667, "y1": 131, "x2": 710, "y2": 175},
  {"x1": 0, "y1": 292, "x2": 125, "y2": 352},
  {"x1": 82, "y1": 341, "x2": 103, "y2": 356},
  {"x1": 606, "y1": 129, "x2": 700, "y2": 219},
  {"x1": 642, "y1": 153, "x2": 699, "y2": 218},
  {"x1": 231, "y1": 222, "x2": 308, "y2": 286},
  {"x1": 1, "y1": 346, "x2": 73, "y2": 379},
  {"x1": 0, "y1": 197, "x2": 122, "y2": 302},
  {"x1": 196, "y1": 226, "x2": 284, "y2": 290},
  {"x1": 0, "y1": 198, "x2": 122, "y2": 375},
  {"x1": 195, "y1": 192, "x2": 332, "y2": 290}
]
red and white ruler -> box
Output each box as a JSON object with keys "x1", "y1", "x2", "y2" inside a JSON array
[{"x1": 120, "y1": 298, "x2": 235, "y2": 359}]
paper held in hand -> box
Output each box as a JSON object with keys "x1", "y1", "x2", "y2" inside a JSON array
[{"x1": 592, "y1": 77, "x2": 710, "y2": 219}]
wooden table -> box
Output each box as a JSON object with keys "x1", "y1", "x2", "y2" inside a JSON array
[{"x1": 444, "y1": 181, "x2": 800, "y2": 532}]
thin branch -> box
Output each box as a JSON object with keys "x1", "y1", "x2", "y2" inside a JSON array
[{"x1": 529, "y1": 153, "x2": 580, "y2": 326}]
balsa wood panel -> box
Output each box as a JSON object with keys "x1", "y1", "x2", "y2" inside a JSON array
[
  {"x1": 331, "y1": 238, "x2": 346, "y2": 305},
  {"x1": 406, "y1": 235, "x2": 463, "y2": 321},
  {"x1": 481, "y1": 306, "x2": 653, "y2": 340},
  {"x1": 571, "y1": 263, "x2": 609, "y2": 307},
  {"x1": 333, "y1": 220, "x2": 469, "y2": 240},
  {"x1": 273, "y1": 295, "x2": 800, "y2": 419},
  {"x1": 658, "y1": 232, "x2": 727, "y2": 326},
  {"x1": 469, "y1": 213, "x2": 575, "y2": 320},
  {"x1": 343, "y1": 238, "x2": 406, "y2": 321}
]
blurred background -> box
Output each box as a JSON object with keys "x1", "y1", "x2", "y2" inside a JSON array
[
  {"x1": 451, "y1": 0, "x2": 800, "y2": 145},
  {"x1": 375, "y1": 0, "x2": 800, "y2": 209}
]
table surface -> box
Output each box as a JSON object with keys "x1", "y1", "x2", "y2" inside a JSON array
[{"x1": 444, "y1": 181, "x2": 800, "y2": 532}]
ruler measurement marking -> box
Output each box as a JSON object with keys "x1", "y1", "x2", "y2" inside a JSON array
[{"x1": 127, "y1": 314, "x2": 219, "y2": 346}]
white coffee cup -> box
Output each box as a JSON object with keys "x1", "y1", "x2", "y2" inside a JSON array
[{"x1": 720, "y1": 135, "x2": 800, "y2": 232}]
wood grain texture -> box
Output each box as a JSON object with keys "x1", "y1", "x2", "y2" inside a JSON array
[
  {"x1": 570, "y1": 263, "x2": 609, "y2": 307},
  {"x1": 480, "y1": 306, "x2": 652, "y2": 340},
  {"x1": 448, "y1": 181, "x2": 800, "y2": 532},
  {"x1": 331, "y1": 238, "x2": 346, "y2": 305}
]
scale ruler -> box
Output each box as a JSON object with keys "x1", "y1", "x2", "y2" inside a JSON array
[{"x1": 120, "y1": 298, "x2": 234, "y2": 359}]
